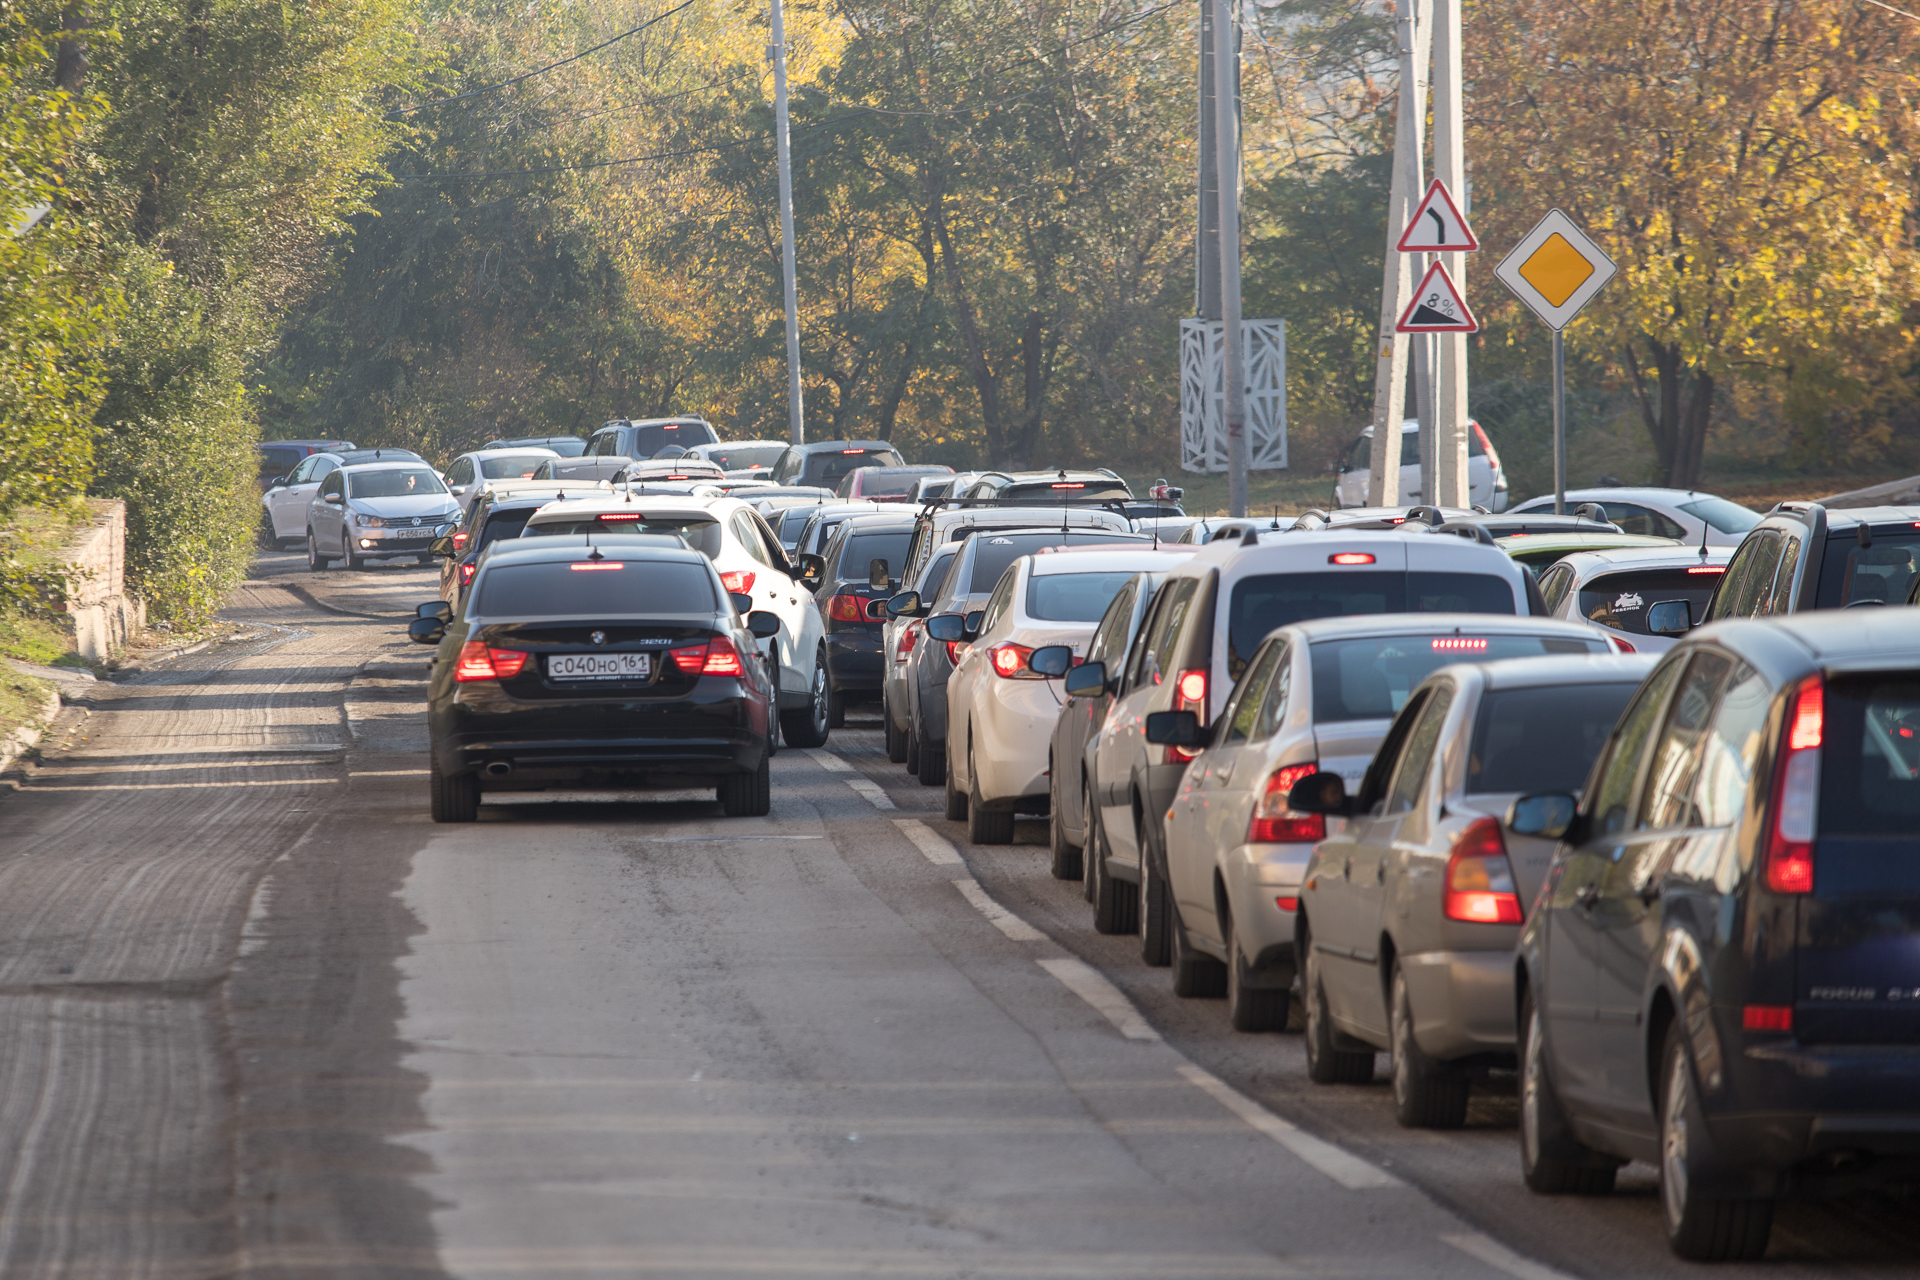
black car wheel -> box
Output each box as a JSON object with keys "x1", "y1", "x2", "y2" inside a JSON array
[
  {"x1": 828, "y1": 688, "x2": 847, "y2": 729},
  {"x1": 257, "y1": 513, "x2": 278, "y2": 550},
  {"x1": 965, "y1": 745, "x2": 1014, "y2": 844},
  {"x1": 429, "y1": 759, "x2": 480, "y2": 823},
  {"x1": 781, "y1": 651, "x2": 831, "y2": 748},
  {"x1": 1391, "y1": 962, "x2": 1469, "y2": 1128},
  {"x1": 306, "y1": 530, "x2": 327, "y2": 572},
  {"x1": 1303, "y1": 925, "x2": 1375, "y2": 1084},
  {"x1": 718, "y1": 752, "x2": 772, "y2": 817},
  {"x1": 1091, "y1": 812, "x2": 1139, "y2": 935},
  {"x1": 904, "y1": 721, "x2": 921, "y2": 775},
  {"x1": 1081, "y1": 779, "x2": 1100, "y2": 904},
  {"x1": 1225, "y1": 908, "x2": 1290, "y2": 1032},
  {"x1": 1660, "y1": 1022, "x2": 1774, "y2": 1260},
  {"x1": 1138, "y1": 811, "x2": 1172, "y2": 967},
  {"x1": 944, "y1": 743, "x2": 969, "y2": 822},
  {"x1": 885, "y1": 698, "x2": 908, "y2": 764},
  {"x1": 1048, "y1": 765, "x2": 1081, "y2": 881},
  {"x1": 1519, "y1": 989, "x2": 1619, "y2": 1194},
  {"x1": 1169, "y1": 894, "x2": 1224, "y2": 995}
]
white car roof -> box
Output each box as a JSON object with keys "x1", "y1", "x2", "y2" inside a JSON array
[
  {"x1": 465, "y1": 447, "x2": 560, "y2": 460},
  {"x1": 338, "y1": 460, "x2": 435, "y2": 474},
  {"x1": 1278, "y1": 612, "x2": 1605, "y2": 644},
  {"x1": 526, "y1": 495, "x2": 745, "y2": 521},
  {"x1": 1459, "y1": 653, "x2": 1660, "y2": 692},
  {"x1": 1512, "y1": 487, "x2": 1727, "y2": 508},
  {"x1": 924, "y1": 505, "x2": 1130, "y2": 533},
  {"x1": 1029, "y1": 547, "x2": 1198, "y2": 574},
  {"x1": 1552, "y1": 546, "x2": 1734, "y2": 581}
]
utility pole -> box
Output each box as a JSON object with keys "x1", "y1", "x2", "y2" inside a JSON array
[
  {"x1": 770, "y1": 0, "x2": 804, "y2": 445},
  {"x1": 1366, "y1": 0, "x2": 1427, "y2": 506},
  {"x1": 1431, "y1": 0, "x2": 1468, "y2": 507},
  {"x1": 1213, "y1": 0, "x2": 1248, "y2": 517},
  {"x1": 1196, "y1": 0, "x2": 1220, "y2": 322}
]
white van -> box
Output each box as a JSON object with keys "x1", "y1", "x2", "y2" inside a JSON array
[{"x1": 1333, "y1": 419, "x2": 1507, "y2": 511}]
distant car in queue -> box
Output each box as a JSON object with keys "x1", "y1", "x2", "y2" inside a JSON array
[
  {"x1": 814, "y1": 514, "x2": 916, "y2": 726},
  {"x1": 484, "y1": 435, "x2": 588, "y2": 458},
  {"x1": 411, "y1": 535, "x2": 781, "y2": 821},
  {"x1": 435, "y1": 484, "x2": 609, "y2": 607},
  {"x1": 307, "y1": 461, "x2": 462, "y2": 571},
  {"x1": 531, "y1": 456, "x2": 630, "y2": 482},
  {"x1": 1536, "y1": 546, "x2": 1735, "y2": 654}
]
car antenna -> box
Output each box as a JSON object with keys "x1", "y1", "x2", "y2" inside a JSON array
[
  {"x1": 1269, "y1": 505, "x2": 1281, "y2": 530},
  {"x1": 1697, "y1": 512, "x2": 1709, "y2": 559}
]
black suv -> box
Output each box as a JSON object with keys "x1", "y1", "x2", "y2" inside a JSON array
[
  {"x1": 767, "y1": 440, "x2": 904, "y2": 489},
  {"x1": 586, "y1": 418, "x2": 719, "y2": 460},
  {"x1": 1664, "y1": 501, "x2": 1920, "y2": 626},
  {"x1": 1508, "y1": 609, "x2": 1920, "y2": 1260}
]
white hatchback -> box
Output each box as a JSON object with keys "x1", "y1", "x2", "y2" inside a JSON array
[
  {"x1": 1536, "y1": 545, "x2": 1734, "y2": 653},
  {"x1": 444, "y1": 449, "x2": 561, "y2": 513},
  {"x1": 520, "y1": 495, "x2": 834, "y2": 746},
  {"x1": 941, "y1": 547, "x2": 1197, "y2": 845},
  {"x1": 1506, "y1": 486, "x2": 1760, "y2": 547}
]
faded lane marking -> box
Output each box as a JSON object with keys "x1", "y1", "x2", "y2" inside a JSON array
[
  {"x1": 1441, "y1": 1233, "x2": 1576, "y2": 1280},
  {"x1": 953, "y1": 880, "x2": 1045, "y2": 941},
  {"x1": 1175, "y1": 1063, "x2": 1400, "y2": 1190},
  {"x1": 1037, "y1": 957, "x2": 1160, "y2": 1042},
  {"x1": 27, "y1": 778, "x2": 341, "y2": 791},
  {"x1": 893, "y1": 818, "x2": 964, "y2": 866}
]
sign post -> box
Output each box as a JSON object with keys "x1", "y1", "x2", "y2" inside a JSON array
[{"x1": 1493, "y1": 210, "x2": 1617, "y2": 514}]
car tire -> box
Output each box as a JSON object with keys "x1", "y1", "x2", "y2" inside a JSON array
[
  {"x1": 258, "y1": 514, "x2": 278, "y2": 550},
  {"x1": 1660, "y1": 1022, "x2": 1774, "y2": 1260},
  {"x1": 1169, "y1": 897, "x2": 1225, "y2": 996},
  {"x1": 944, "y1": 744, "x2": 968, "y2": 822},
  {"x1": 1081, "y1": 779, "x2": 1101, "y2": 904},
  {"x1": 429, "y1": 759, "x2": 480, "y2": 823},
  {"x1": 966, "y1": 747, "x2": 1014, "y2": 844},
  {"x1": 1225, "y1": 909, "x2": 1289, "y2": 1032},
  {"x1": 1048, "y1": 768, "x2": 1082, "y2": 881},
  {"x1": 344, "y1": 542, "x2": 365, "y2": 571},
  {"x1": 1091, "y1": 827, "x2": 1139, "y2": 935},
  {"x1": 306, "y1": 530, "x2": 327, "y2": 572},
  {"x1": 904, "y1": 722, "x2": 921, "y2": 775},
  {"x1": 885, "y1": 704, "x2": 908, "y2": 764},
  {"x1": 1519, "y1": 989, "x2": 1620, "y2": 1195},
  {"x1": 1303, "y1": 925, "x2": 1375, "y2": 1084},
  {"x1": 718, "y1": 753, "x2": 772, "y2": 817},
  {"x1": 1391, "y1": 962, "x2": 1469, "y2": 1128},
  {"x1": 1139, "y1": 826, "x2": 1172, "y2": 967},
  {"x1": 828, "y1": 688, "x2": 847, "y2": 729},
  {"x1": 781, "y1": 650, "x2": 831, "y2": 748}
]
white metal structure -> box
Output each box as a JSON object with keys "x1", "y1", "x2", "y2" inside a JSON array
[
  {"x1": 1507, "y1": 487, "x2": 1760, "y2": 547},
  {"x1": 1178, "y1": 318, "x2": 1287, "y2": 475},
  {"x1": 443, "y1": 449, "x2": 561, "y2": 513}
]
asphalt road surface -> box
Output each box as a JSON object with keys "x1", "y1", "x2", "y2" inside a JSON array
[{"x1": 0, "y1": 550, "x2": 1913, "y2": 1279}]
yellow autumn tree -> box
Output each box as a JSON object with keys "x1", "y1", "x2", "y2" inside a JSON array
[{"x1": 1467, "y1": 0, "x2": 1920, "y2": 485}]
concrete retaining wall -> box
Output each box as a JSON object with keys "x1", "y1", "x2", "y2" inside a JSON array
[{"x1": 55, "y1": 500, "x2": 144, "y2": 661}]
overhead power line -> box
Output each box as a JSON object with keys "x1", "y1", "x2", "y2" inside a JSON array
[{"x1": 387, "y1": 0, "x2": 697, "y2": 119}]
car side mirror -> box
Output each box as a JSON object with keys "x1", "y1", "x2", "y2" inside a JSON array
[
  {"x1": 924, "y1": 613, "x2": 966, "y2": 643},
  {"x1": 415, "y1": 600, "x2": 453, "y2": 623},
  {"x1": 323, "y1": 492, "x2": 343, "y2": 504},
  {"x1": 1646, "y1": 600, "x2": 1694, "y2": 636},
  {"x1": 269, "y1": 475, "x2": 287, "y2": 488},
  {"x1": 729, "y1": 591, "x2": 755, "y2": 614},
  {"x1": 407, "y1": 617, "x2": 445, "y2": 646},
  {"x1": 1028, "y1": 645, "x2": 1073, "y2": 678},
  {"x1": 1506, "y1": 793, "x2": 1579, "y2": 841},
  {"x1": 962, "y1": 610, "x2": 984, "y2": 640},
  {"x1": 1286, "y1": 771, "x2": 1353, "y2": 817},
  {"x1": 747, "y1": 610, "x2": 781, "y2": 639},
  {"x1": 868, "y1": 558, "x2": 892, "y2": 591},
  {"x1": 794, "y1": 552, "x2": 825, "y2": 590},
  {"x1": 1063, "y1": 661, "x2": 1107, "y2": 697},
  {"x1": 886, "y1": 590, "x2": 921, "y2": 619},
  {"x1": 1145, "y1": 710, "x2": 1202, "y2": 746},
  {"x1": 430, "y1": 536, "x2": 455, "y2": 558}
]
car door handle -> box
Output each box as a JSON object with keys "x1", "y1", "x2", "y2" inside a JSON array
[{"x1": 1574, "y1": 884, "x2": 1602, "y2": 910}]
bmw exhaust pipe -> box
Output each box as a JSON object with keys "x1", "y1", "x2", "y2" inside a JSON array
[{"x1": 485, "y1": 761, "x2": 513, "y2": 777}]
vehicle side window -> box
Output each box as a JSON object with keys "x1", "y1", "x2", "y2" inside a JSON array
[
  {"x1": 319, "y1": 472, "x2": 344, "y2": 499},
  {"x1": 1358, "y1": 688, "x2": 1431, "y2": 815},
  {"x1": 1221, "y1": 641, "x2": 1284, "y2": 745},
  {"x1": 747, "y1": 511, "x2": 790, "y2": 568},
  {"x1": 1142, "y1": 578, "x2": 1197, "y2": 688},
  {"x1": 1124, "y1": 584, "x2": 1171, "y2": 690},
  {"x1": 980, "y1": 567, "x2": 1019, "y2": 633},
  {"x1": 1254, "y1": 649, "x2": 1293, "y2": 739},
  {"x1": 1638, "y1": 651, "x2": 1734, "y2": 830},
  {"x1": 1711, "y1": 530, "x2": 1782, "y2": 620},
  {"x1": 1538, "y1": 563, "x2": 1574, "y2": 613},
  {"x1": 1765, "y1": 536, "x2": 1801, "y2": 615},
  {"x1": 731, "y1": 513, "x2": 773, "y2": 567},
  {"x1": 446, "y1": 457, "x2": 474, "y2": 486},
  {"x1": 286, "y1": 456, "x2": 317, "y2": 484},
  {"x1": 1086, "y1": 580, "x2": 1138, "y2": 667},
  {"x1": 1587, "y1": 657, "x2": 1685, "y2": 837},
  {"x1": 772, "y1": 450, "x2": 798, "y2": 484},
  {"x1": 1385, "y1": 685, "x2": 1454, "y2": 816},
  {"x1": 1606, "y1": 503, "x2": 1686, "y2": 540},
  {"x1": 312, "y1": 456, "x2": 339, "y2": 480},
  {"x1": 1679, "y1": 662, "x2": 1770, "y2": 862}
]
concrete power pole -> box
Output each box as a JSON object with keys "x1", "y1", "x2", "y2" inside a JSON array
[
  {"x1": 1432, "y1": 0, "x2": 1468, "y2": 507},
  {"x1": 1213, "y1": 0, "x2": 1249, "y2": 517},
  {"x1": 1366, "y1": 0, "x2": 1428, "y2": 506},
  {"x1": 770, "y1": 0, "x2": 805, "y2": 445},
  {"x1": 1196, "y1": 0, "x2": 1221, "y2": 323}
]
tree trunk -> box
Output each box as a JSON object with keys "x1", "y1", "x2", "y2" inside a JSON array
[
  {"x1": 927, "y1": 190, "x2": 1010, "y2": 466},
  {"x1": 1622, "y1": 339, "x2": 1712, "y2": 487},
  {"x1": 54, "y1": 1, "x2": 88, "y2": 95}
]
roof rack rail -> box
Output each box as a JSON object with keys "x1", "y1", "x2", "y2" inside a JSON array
[
  {"x1": 912, "y1": 495, "x2": 1131, "y2": 517},
  {"x1": 1404, "y1": 505, "x2": 1448, "y2": 528},
  {"x1": 1294, "y1": 507, "x2": 1334, "y2": 529},
  {"x1": 1434, "y1": 521, "x2": 1497, "y2": 546}
]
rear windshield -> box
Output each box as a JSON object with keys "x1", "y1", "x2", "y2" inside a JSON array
[
  {"x1": 1469, "y1": 683, "x2": 1639, "y2": 795},
  {"x1": 474, "y1": 560, "x2": 716, "y2": 616},
  {"x1": 852, "y1": 470, "x2": 938, "y2": 496},
  {"x1": 843, "y1": 532, "x2": 913, "y2": 584},
  {"x1": 549, "y1": 459, "x2": 626, "y2": 479},
  {"x1": 1577, "y1": 567, "x2": 1726, "y2": 636},
  {"x1": 1004, "y1": 481, "x2": 1131, "y2": 501},
  {"x1": 480, "y1": 456, "x2": 550, "y2": 479},
  {"x1": 631, "y1": 422, "x2": 719, "y2": 456},
  {"x1": 1229, "y1": 571, "x2": 1516, "y2": 677},
  {"x1": 1678, "y1": 497, "x2": 1760, "y2": 535},
  {"x1": 525, "y1": 515, "x2": 723, "y2": 558},
  {"x1": 496, "y1": 438, "x2": 586, "y2": 457},
  {"x1": 968, "y1": 532, "x2": 1141, "y2": 594},
  {"x1": 706, "y1": 444, "x2": 783, "y2": 469},
  {"x1": 478, "y1": 509, "x2": 534, "y2": 550},
  {"x1": 1027, "y1": 571, "x2": 1136, "y2": 622},
  {"x1": 1309, "y1": 633, "x2": 1605, "y2": 723},
  {"x1": 1816, "y1": 531, "x2": 1920, "y2": 607},
  {"x1": 349, "y1": 468, "x2": 447, "y2": 498},
  {"x1": 801, "y1": 448, "x2": 903, "y2": 486},
  {"x1": 1819, "y1": 675, "x2": 1920, "y2": 840},
  {"x1": 777, "y1": 506, "x2": 818, "y2": 546}
]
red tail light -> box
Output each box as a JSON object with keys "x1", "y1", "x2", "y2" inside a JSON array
[
  {"x1": 701, "y1": 636, "x2": 745, "y2": 676},
  {"x1": 1742, "y1": 1005, "x2": 1793, "y2": 1032},
  {"x1": 1275, "y1": 896, "x2": 1299, "y2": 912},
  {"x1": 1766, "y1": 678, "x2": 1822, "y2": 894},
  {"x1": 1609, "y1": 635, "x2": 1637, "y2": 654},
  {"x1": 1167, "y1": 668, "x2": 1208, "y2": 762},
  {"x1": 827, "y1": 594, "x2": 869, "y2": 623},
  {"x1": 598, "y1": 512, "x2": 642, "y2": 521},
  {"x1": 1443, "y1": 818, "x2": 1523, "y2": 924},
  {"x1": 943, "y1": 639, "x2": 963, "y2": 665},
  {"x1": 452, "y1": 530, "x2": 470, "y2": 551},
  {"x1": 895, "y1": 622, "x2": 919, "y2": 663},
  {"x1": 989, "y1": 642, "x2": 1040, "y2": 679},
  {"x1": 1249, "y1": 762, "x2": 1325, "y2": 843},
  {"x1": 670, "y1": 642, "x2": 707, "y2": 672},
  {"x1": 459, "y1": 562, "x2": 476, "y2": 586},
  {"x1": 570, "y1": 561, "x2": 624, "y2": 571},
  {"x1": 1329, "y1": 552, "x2": 1375, "y2": 565},
  {"x1": 454, "y1": 640, "x2": 529, "y2": 682},
  {"x1": 719, "y1": 570, "x2": 756, "y2": 595}
]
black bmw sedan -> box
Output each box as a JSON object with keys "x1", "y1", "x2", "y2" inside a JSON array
[{"x1": 410, "y1": 535, "x2": 781, "y2": 822}]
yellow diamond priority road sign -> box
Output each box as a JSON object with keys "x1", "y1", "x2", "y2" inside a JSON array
[{"x1": 1495, "y1": 210, "x2": 1616, "y2": 330}]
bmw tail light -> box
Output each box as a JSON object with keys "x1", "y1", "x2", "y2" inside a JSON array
[
  {"x1": 454, "y1": 641, "x2": 528, "y2": 682},
  {"x1": 670, "y1": 642, "x2": 709, "y2": 672},
  {"x1": 1442, "y1": 818, "x2": 1523, "y2": 923},
  {"x1": 719, "y1": 570, "x2": 756, "y2": 595},
  {"x1": 1249, "y1": 762, "x2": 1324, "y2": 843},
  {"x1": 989, "y1": 642, "x2": 1041, "y2": 679},
  {"x1": 701, "y1": 636, "x2": 745, "y2": 677},
  {"x1": 1766, "y1": 678, "x2": 1822, "y2": 894}
]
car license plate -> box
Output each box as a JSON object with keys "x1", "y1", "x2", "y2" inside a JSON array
[
  {"x1": 547, "y1": 653, "x2": 652, "y2": 681},
  {"x1": 384, "y1": 525, "x2": 435, "y2": 539}
]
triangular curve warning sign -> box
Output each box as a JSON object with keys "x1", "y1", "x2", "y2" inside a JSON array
[
  {"x1": 1396, "y1": 261, "x2": 1479, "y2": 333},
  {"x1": 1396, "y1": 179, "x2": 1479, "y2": 253}
]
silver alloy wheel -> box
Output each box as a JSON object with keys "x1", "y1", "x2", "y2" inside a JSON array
[
  {"x1": 1522, "y1": 1007, "x2": 1546, "y2": 1172},
  {"x1": 808, "y1": 661, "x2": 829, "y2": 734},
  {"x1": 1662, "y1": 1046, "x2": 1691, "y2": 1231}
]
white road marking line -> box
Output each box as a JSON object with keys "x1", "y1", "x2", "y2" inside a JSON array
[
  {"x1": 842, "y1": 777, "x2": 896, "y2": 810},
  {"x1": 1441, "y1": 1233, "x2": 1577, "y2": 1280},
  {"x1": 893, "y1": 818, "x2": 964, "y2": 866},
  {"x1": 27, "y1": 778, "x2": 340, "y2": 791},
  {"x1": 953, "y1": 879, "x2": 1046, "y2": 941},
  {"x1": 348, "y1": 769, "x2": 430, "y2": 776},
  {"x1": 1037, "y1": 957, "x2": 1161, "y2": 1042},
  {"x1": 1175, "y1": 1063, "x2": 1401, "y2": 1190},
  {"x1": 804, "y1": 748, "x2": 853, "y2": 772}
]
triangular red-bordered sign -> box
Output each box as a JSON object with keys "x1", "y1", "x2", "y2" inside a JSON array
[
  {"x1": 1395, "y1": 261, "x2": 1479, "y2": 333},
  {"x1": 1396, "y1": 179, "x2": 1480, "y2": 253}
]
